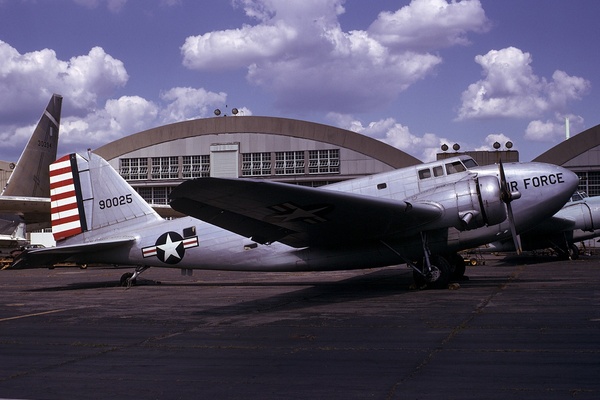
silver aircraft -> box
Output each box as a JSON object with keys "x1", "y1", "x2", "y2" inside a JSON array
[
  {"x1": 12, "y1": 150, "x2": 579, "y2": 288},
  {"x1": 489, "y1": 190, "x2": 600, "y2": 259},
  {"x1": 0, "y1": 94, "x2": 62, "y2": 258}
]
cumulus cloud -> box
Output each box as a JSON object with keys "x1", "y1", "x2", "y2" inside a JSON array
[
  {"x1": 181, "y1": 0, "x2": 488, "y2": 113},
  {"x1": 0, "y1": 37, "x2": 237, "y2": 158},
  {"x1": 474, "y1": 133, "x2": 515, "y2": 151},
  {"x1": 368, "y1": 0, "x2": 490, "y2": 51},
  {"x1": 525, "y1": 114, "x2": 584, "y2": 142},
  {"x1": 457, "y1": 47, "x2": 590, "y2": 120},
  {"x1": 159, "y1": 87, "x2": 227, "y2": 122},
  {"x1": 0, "y1": 41, "x2": 128, "y2": 121},
  {"x1": 56, "y1": 87, "x2": 238, "y2": 155},
  {"x1": 328, "y1": 112, "x2": 450, "y2": 161}
]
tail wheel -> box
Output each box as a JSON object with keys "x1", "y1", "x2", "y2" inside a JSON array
[
  {"x1": 413, "y1": 255, "x2": 451, "y2": 289},
  {"x1": 120, "y1": 272, "x2": 136, "y2": 287}
]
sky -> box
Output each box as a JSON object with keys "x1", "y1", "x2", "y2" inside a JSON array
[{"x1": 0, "y1": 0, "x2": 598, "y2": 163}]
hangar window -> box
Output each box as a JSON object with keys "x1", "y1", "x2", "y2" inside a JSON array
[
  {"x1": 275, "y1": 151, "x2": 305, "y2": 175},
  {"x1": 308, "y1": 149, "x2": 340, "y2": 174},
  {"x1": 577, "y1": 171, "x2": 600, "y2": 197},
  {"x1": 182, "y1": 155, "x2": 210, "y2": 178},
  {"x1": 151, "y1": 157, "x2": 179, "y2": 180},
  {"x1": 120, "y1": 158, "x2": 148, "y2": 180},
  {"x1": 242, "y1": 152, "x2": 272, "y2": 176},
  {"x1": 135, "y1": 186, "x2": 174, "y2": 205}
]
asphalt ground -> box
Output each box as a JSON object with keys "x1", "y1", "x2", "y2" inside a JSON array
[{"x1": 0, "y1": 254, "x2": 599, "y2": 400}]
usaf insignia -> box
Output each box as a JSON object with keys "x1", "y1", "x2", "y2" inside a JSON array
[{"x1": 142, "y1": 231, "x2": 199, "y2": 264}]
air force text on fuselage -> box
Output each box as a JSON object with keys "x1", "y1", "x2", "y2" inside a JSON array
[{"x1": 509, "y1": 172, "x2": 566, "y2": 192}]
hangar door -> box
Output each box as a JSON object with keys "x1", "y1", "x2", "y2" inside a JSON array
[{"x1": 210, "y1": 143, "x2": 239, "y2": 178}]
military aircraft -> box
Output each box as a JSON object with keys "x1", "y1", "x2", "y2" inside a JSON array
[
  {"x1": 489, "y1": 190, "x2": 600, "y2": 259},
  {"x1": 0, "y1": 94, "x2": 62, "y2": 258},
  {"x1": 12, "y1": 150, "x2": 579, "y2": 289}
]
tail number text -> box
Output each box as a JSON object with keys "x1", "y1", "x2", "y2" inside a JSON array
[{"x1": 99, "y1": 194, "x2": 133, "y2": 209}]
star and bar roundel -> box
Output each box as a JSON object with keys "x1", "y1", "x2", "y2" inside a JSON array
[{"x1": 142, "y1": 231, "x2": 199, "y2": 264}]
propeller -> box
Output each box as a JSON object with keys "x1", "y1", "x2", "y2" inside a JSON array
[{"x1": 498, "y1": 159, "x2": 523, "y2": 254}]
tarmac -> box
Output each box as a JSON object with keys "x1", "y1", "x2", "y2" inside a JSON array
[{"x1": 0, "y1": 253, "x2": 599, "y2": 400}]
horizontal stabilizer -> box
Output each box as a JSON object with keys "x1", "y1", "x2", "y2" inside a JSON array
[
  {"x1": 0, "y1": 196, "x2": 50, "y2": 226},
  {"x1": 11, "y1": 237, "x2": 136, "y2": 269}
]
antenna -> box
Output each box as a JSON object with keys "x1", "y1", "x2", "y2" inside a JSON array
[{"x1": 566, "y1": 117, "x2": 570, "y2": 140}]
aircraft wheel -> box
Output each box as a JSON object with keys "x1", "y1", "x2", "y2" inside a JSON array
[
  {"x1": 447, "y1": 253, "x2": 466, "y2": 279},
  {"x1": 413, "y1": 256, "x2": 451, "y2": 289},
  {"x1": 568, "y1": 244, "x2": 580, "y2": 260},
  {"x1": 120, "y1": 272, "x2": 136, "y2": 287}
]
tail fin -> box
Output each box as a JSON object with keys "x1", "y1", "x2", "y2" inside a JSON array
[
  {"x1": 2, "y1": 94, "x2": 62, "y2": 197},
  {"x1": 50, "y1": 152, "x2": 162, "y2": 242}
]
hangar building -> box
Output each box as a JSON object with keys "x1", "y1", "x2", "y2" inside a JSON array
[
  {"x1": 2, "y1": 116, "x2": 599, "y2": 202},
  {"x1": 94, "y1": 116, "x2": 422, "y2": 205},
  {"x1": 534, "y1": 123, "x2": 600, "y2": 197}
]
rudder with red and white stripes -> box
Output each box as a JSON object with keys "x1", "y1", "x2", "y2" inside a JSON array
[{"x1": 50, "y1": 154, "x2": 88, "y2": 241}]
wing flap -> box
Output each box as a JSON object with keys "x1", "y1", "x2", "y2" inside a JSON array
[{"x1": 169, "y1": 178, "x2": 442, "y2": 247}]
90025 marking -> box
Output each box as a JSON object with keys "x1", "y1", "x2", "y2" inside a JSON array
[{"x1": 99, "y1": 194, "x2": 133, "y2": 209}]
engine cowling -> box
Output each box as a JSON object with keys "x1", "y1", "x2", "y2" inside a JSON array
[
  {"x1": 475, "y1": 175, "x2": 507, "y2": 226},
  {"x1": 407, "y1": 175, "x2": 507, "y2": 231}
]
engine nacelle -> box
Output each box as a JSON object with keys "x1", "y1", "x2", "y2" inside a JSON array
[
  {"x1": 474, "y1": 175, "x2": 507, "y2": 227},
  {"x1": 407, "y1": 175, "x2": 506, "y2": 231}
]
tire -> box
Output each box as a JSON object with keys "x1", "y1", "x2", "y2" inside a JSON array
[
  {"x1": 569, "y1": 244, "x2": 580, "y2": 260},
  {"x1": 120, "y1": 272, "x2": 135, "y2": 287},
  {"x1": 413, "y1": 255, "x2": 451, "y2": 289}
]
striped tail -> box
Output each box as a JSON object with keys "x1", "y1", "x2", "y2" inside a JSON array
[{"x1": 50, "y1": 154, "x2": 87, "y2": 241}]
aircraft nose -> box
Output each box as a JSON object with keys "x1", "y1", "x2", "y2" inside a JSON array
[{"x1": 537, "y1": 164, "x2": 580, "y2": 210}]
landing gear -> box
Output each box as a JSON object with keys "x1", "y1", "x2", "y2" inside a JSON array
[
  {"x1": 552, "y1": 235, "x2": 580, "y2": 260},
  {"x1": 120, "y1": 266, "x2": 150, "y2": 287},
  {"x1": 412, "y1": 255, "x2": 451, "y2": 289},
  {"x1": 568, "y1": 243, "x2": 580, "y2": 260},
  {"x1": 381, "y1": 233, "x2": 452, "y2": 290}
]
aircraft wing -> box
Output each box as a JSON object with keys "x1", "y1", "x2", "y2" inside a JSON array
[
  {"x1": 169, "y1": 178, "x2": 443, "y2": 248},
  {"x1": 11, "y1": 237, "x2": 136, "y2": 269},
  {"x1": 521, "y1": 215, "x2": 577, "y2": 235},
  {"x1": 0, "y1": 196, "x2": 50, "y2": 227}
]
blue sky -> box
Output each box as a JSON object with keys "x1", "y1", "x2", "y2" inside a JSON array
[{"x1": 0, "y1": 0, "x2": 598, "y2": 163}]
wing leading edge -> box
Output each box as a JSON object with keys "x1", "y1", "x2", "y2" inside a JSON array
[{"x1": 169, "y1": 178, "x2": 443, "y2": 248}]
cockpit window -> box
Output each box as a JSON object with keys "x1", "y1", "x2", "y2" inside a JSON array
[
  {"x1": 433, "y1": 166, "x2": 444, "y2": 177},
  {"x1": 418, "y1": 168, "x2": 432, "y2": 179},
  {"x1": 462, "y1": 158, "x2": 478, "y2": 168},
  {"x1": 445, "y1": 161, "x2": 466, "y2": 175}
]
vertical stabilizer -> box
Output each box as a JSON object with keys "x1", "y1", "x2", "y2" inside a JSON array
[
  {"x1": 2, "y1": 94, "x2": 62, "y2": 197},
  {"x1": 50, "y1": 152, "x2": 162, "y2": 242}
]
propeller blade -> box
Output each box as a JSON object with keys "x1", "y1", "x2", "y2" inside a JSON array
[
  {"x1": 499, "y1": 159, "x2": 511, "y2": 202},
  {"x1": 506, "y1": 202, "x2": 523, "y2": 255},
  {"x1": 498, "y1": 160, "x2": 522, "y2": 254}
]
